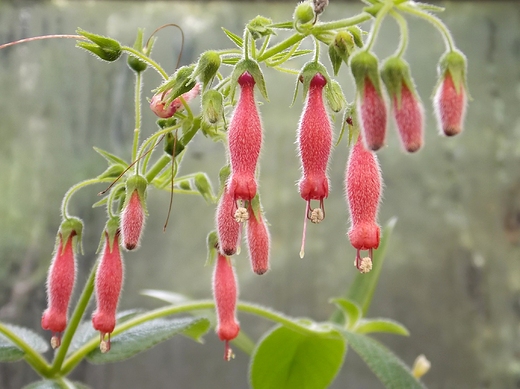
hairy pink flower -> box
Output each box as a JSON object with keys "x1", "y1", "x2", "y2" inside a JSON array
[
  {"x1": 227, "y1": 72, "x2": 263, "y2": 202},
  {"x1": 297, "y1": 72, "x2": 332, "y2": 258},
  {"x1": 213, "y1": 254, "x2": 240, "y2": 361},
  {"x1": 246, "y1": 206, "x2": 270, "y2": 275},
  {"x1": 345, "y1": 136, "x2": 382, "y2": 271},
  {"x1": 150, "y1": 83, "x2": 201, "y2": 118},
  {"x1": 216, "y1": 185, "x2": 241, "y2": 256},
  {"x1": 121, "y1": 190, "x2": 145, "y2": 250},
  {"x1": 393, "y1": 83, "x2": 424, "y2": 152},
  {"x1": 433, "y1": 71, "x2": 467, "y2": 136},
  {"x1": 358, "y1": 77, "x2": 387, "y2": 151},
  {"x1": 41, "y1": 232, "x2": 77, "y2": 348},
  {"x1": 92, "y1": 231, "x2": 124, "y2": 353}
]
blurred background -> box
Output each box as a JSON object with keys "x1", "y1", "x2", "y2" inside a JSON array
[{"x1": 0, "y1": 1, "x2": 519, "y2": 388}]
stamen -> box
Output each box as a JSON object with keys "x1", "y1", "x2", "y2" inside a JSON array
[
  {"x1": 224, "y1": 340, "x2": 235, "y2": 361},
  {"x1": 50, "y1": 334, "x2": 61, "y2": 349},
  {"x1": 99, "y1": 333, "x2": 111, "y2": 353},
  {"x1": 234, "y1": 206, "x2": 249, "y2": 223},
  {"x1": 300, "y1": 201, "x2": 311, "y2": 258},
  {"x1": 310, "y1": 208, "x2": 324, "y2": 224},
  {"x1": 358, "y1": 257, "x2": 373, "y2": 273}
]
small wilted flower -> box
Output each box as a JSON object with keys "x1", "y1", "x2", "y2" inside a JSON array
[
  {"x1": 120, "y1": 175, "x2": 147, "y2": 251},
  {"x1": 41, "y1": 218, "x2": 82, "y2": 349},
  {"x1": 150, "y1": 82, "x2": 201, "y2": 118},
  {"x1": 92, "y1": 222, "x2": 124, "y2": 353},
  {"x1": 216, "y1": 185, "x2": 241, "y2": 256},
  {"x1": 246, "y1": 197, "x2": 270, "y2": 275},
  {"x1": 228, "y1": 71, "x2": 263, "y2": 202},
  {"x1": 350, "y1": 51, "x2": 387, "y2": 151},
  {"x1": 345, "y1": 135, "x2": 382, "y2": 272},
  {"x1": 297, "y1": 71, "x2": 332, "y2": 258},
  {"x1": 433, "y1": 50, "x2": 468, "y2": 136},
  {"x1": 213, "y1": 254, "x2": 240, "y2": 361}
]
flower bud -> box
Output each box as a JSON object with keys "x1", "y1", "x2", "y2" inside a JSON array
[
  {"x1": 294, "y1": 1, "x2": 315, "y2": 29},
  {"x1": 247, "y1": 16, "x2": 273, "y2": 40},
  {"x1": 127, "y1": 28, "x2": 153, "y2": 73},
  {"x1": 345, "y1": 135, "x2": 382, "y2": 272},
  {"x1": 191, "y1": 51, "x2": 221, "y2": 88},
  {"x1": 76, "y1": 28, "x2": 122, "y2": 62},
  {"x1": 350, "y1": 51, "x2": 387, "y2": 151},
  {"x1": 92, "y1": 220, "x2": 124, "y2": 353},
  {"x1": 120, "y1": 175, "x2": 147, "y2": 251},
  {"x1": 333, "y1": 30, "x2": 356, "y2": 63},
  {"x1": 246, "y1": 197, "x2": 270, "y2": 275},
  {"x1": 381, "y1": 57, "x2": 424, "y2": 152},
  {"x1": 433, "y1": 50, "x2": 468, "y2": 136},
  {"x1": 228, "y1": 71, "x2": 264, "y2": 202},
  {"x1": 213, "y1": 254, "x2": 240, "y2": 361},
  {"x1": 202, "y1": 90, "x2": 224, "y2": 124},
  {"x1": 216, "y1": 185, "x2": 241, "y2": 256},
  {"x1": 325, "y1": 79, "x2": 346, "y2": 113},
  {"x1": 41, "y1": 218, "x2": 83, "y2": 348},
  {"x1": 194, "y1": 173, "x2": 216, "y2": 204},
  {"x1": 164, "y1": 131, "x2": 185, "y2": 157}
]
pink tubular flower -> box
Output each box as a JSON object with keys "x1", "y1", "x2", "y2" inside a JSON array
[
  {"x1": 246, "y1": 205, "x2": 270, "y2": 275},
  {"x1": 213, "y1": 254, "x2": 240, "y2": 361},
  {"x1": 216, "y1": 185, "x2": 241, "y2": 256},
  {"x1": 297, "y1": 72, "x2": 332, "y2": 258},
  {"x1": 433, "y1": 71, "x2": 467, "y2": 136},
  {"x1": 150, "y1": 82, "x2": 201, "y2": 118},
  {"x1": 358, "y1": 76, "x2": 387, "y2": 151},
  {"x1": 121, "y1": 190, "x2": 145, "y2": 250},
  {"x1": 227, "y1": 72, "x2": 263, "y2": 202},
  {"x1": 92, "y1": 230, "x2": 124, "y2": 353},
  {"x1": 345, "y1": 135, "x2": 382, "y2": 272},
  {"x1": 393, "y1": 82, "x2": 424, "y2": 153},
  {"x1": 41, "y1": 232, "x2": 77, "y2": 349}
]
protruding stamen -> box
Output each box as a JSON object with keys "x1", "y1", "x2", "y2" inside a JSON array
[
  {"x1": 300, "y1": 201, "x2": 311, "y2": 258},
  {"x1": 358, "y1": 257, "x2": 372, "y2": 273},
  {"x1": 234, "y1": 206, "x2": 249, "y2": 223},
  {"x1": 99, "y1": 333, "x2": 111, "y2": 353},
  {"x1": 50, "y1": 334, "x2": 61, "y2": 349},
  {"x1": 310, "y1": 208, "x2": 324, "y2": 224},
  {"x1": 224, "y1": 340, "x2": 235, "y2": 361}
]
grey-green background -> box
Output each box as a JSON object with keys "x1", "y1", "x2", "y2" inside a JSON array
[{"x1": 0, "y1": 1, "x2": 519, "y2": 388}]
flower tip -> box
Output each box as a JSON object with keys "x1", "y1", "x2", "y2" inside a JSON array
[
  {"x1": 238, "y1": 71, "x2": 255, "y2": 87},
  {"x1": 50, "y1": 335, "x2": 61, "y2": 350},
  {"x1": 224, "y1": 341, "x2": 235, "y2": 361}
]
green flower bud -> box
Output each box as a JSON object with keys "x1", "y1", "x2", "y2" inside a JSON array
[
  {"x1": 194, "y1": 173, "x2": 216, "y2": 204},
  {"x1": 325, "y1": 79, "x2": 346, "y2": 113},
  {"x1": 380, "y1": 56, "x2": 417, "y2": 106},
  {"x1": 202, "y1": 90, "x2": 224, "y2": 124},
  {"x1": 76, "y1": 28, "x2": 122, "y2": 62},
  {"x1": 333, "y1": 30, "x2": 355, "y2": 62},
  {"x1": 155, "y1": 66, "x2": 197, "y2": 105},
  {"x1": 328, "y1": 44, "x2": 343, "y2": 76},
  {"x1": 192, "y1": 51, "x2": 221, "y2": 88},
  {"x1": 437, "y1": 49, "x2": 467, "y2": 94},
  {"x1": 247, "y1": 16, "x2": 273, "y2": 40},
  {"x1": 164, "y1": 132, "x2": 185, "y2": 157},
  {"x1": 294, "y1": 1, "x2": 315, "y2": 27},
  {"x1": 178, "y1": 180, "x2": 192, "y2": 191},
  {"x1": 127, "y1": 28, "x2": 155, "y2": 73},
  {"x1": 205, "y1": 230, "x2": 219, "y2": 266},
  {"x1": 218, "y1": 165, "x2": 231, "y2": 190},
  {"x1": 123, "y1": 175, "x2": 148, "y2": 215}
]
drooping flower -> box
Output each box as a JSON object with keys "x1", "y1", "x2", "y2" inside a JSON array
[
  {"x1": 216, "y1": 185, "x2": 241, "y2": 256},
  {"x1": 246, "y1": 197, "x2": 270, "y2": 275},
  {"x1": 213, "y1": 254, "x2": 240, "y2": 361},
  {"x1": 120, "y1": 175, "x2": 147, "y2": 251},
  {"x1": 297, "y1": 71, "x2": 332, "y2": 258},
  {"x1": 227, "y1": 71, "x2": 263, "y2": 203},
  {"x1": 345, "y1": 135, "x2": 382, "y2": 272},
  {"x1": 92, "y1": 224, "x2": 124, "y2": 353},
  {"x1": 433, "y1": 50, "x2": 468, "y2": 136},
  {"x1": 150, "y1": 82, "x2": 201, "y2": 118},
  {"x1": 350, "y1": 51, "x2": 387, "y2": 151},
  {"x1": 41, "y1": 218, "x2": 82, "y2": 349}
]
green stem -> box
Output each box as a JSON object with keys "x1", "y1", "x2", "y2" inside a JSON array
[
  {"x1": 122, "y1": 46, "x2": 169, "y2": 79},
  {"x1": 257, "y1": 34, "x2": 271, "y2": 59},
  {"x1": 313, "y1": 36, "x2": 320, "y2": 63},
  {"x1": 61, "y1": 300, "x2": 331, "y2": 375},
  {"x1": 243, "y1": 30, "x2": 250, "y2": 60},
  {"x1": 145, "y1": 154, "x2": 172, "y2": 182},
  {"x1": 0, "y1": 323, "x2": 51, "y2": 376},
  {"x1": 106, "y1": 183, "x2": 125, "y2": 218},
  {"x1": 61, "y1": 178, "x2": 113, "y2": 219},
  {"x1": 49, "y1": 260, "x2": 98, "y2": 376},
  {"x1": 132, "y1": 72, "x2": 142, "y2": 169},
  {"x1": 257, "y1": 33, "x2": 304, "y2": 62},
  {"x1": 364, "y1": 3, "x2": 393, "y2": 52},
  {"x1": 398, "y1": 3, "x2": 455, "y2": 51},
  {"x1": 312, "y1": 13, "x2": 372, "y2": 34},
  {"x1": 391, "y1": 10, "x2": 408, "y2": 57}
]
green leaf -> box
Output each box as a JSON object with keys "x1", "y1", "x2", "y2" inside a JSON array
[
  {"x1": 23, "y1": 379, "x2": 92, "y2": 389},
  {"x1": 342, "y1": 331, "x2": 427, "y2": 389},
  {"x1": 93, "y1": 147, "x2": 128, "y2": 166},
  {"x1": 330, "y1": 298, "x2": 362, "y2": 329},
  {"x1": 67, "y1": 310, "x2": 142, "y2": 356},
  {"x1": 221, "y1": 27, "x2": 243, "y2": 49},
  {"x1": 96, "y1": 164, "x2": 125, "y2": 180},
  {"x1": 178, "y1": 318, "x2": 211, "y2": 343},
  {"x1": 86, "y1": 317, "x2": 210, "y2": 363},
  {"x1": 91, "y1": 196, "x2": 108, "y2": 208},
  {"x1": 347, "y1": 217, "x2": 398, "y2": 316},
  {"x1": 140, "y1": 289, "x2": 191, "y2": 305},
  {"x1": 250, "y1": 325, "x2": 346, "y2": 389},
  {"x1": 355, "y1": 318, "x2": 410, "y2": 336},
  {"x1": 0, "y1": 324, "x2": 48, "y2": 362}
]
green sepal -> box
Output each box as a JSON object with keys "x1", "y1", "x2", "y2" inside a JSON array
[
  {"x1": 350, "y1": 50, "x2": 384, "y2": 97},
  {"x1": 191, "y1": 51, "x2": 221, "y2": 89},
  {"x1": 194, "y1": 173, "x2": 216, "y2": 204},
  {"x1": 206, "y1": 230, "x2": 219, "y2": 266},
  {"x1": 127, "y1": 28, "x2": 153, "y2": 73},
  {"x1": 325, "y1": 79, "x2": 346, "y2": 113},
  {"x1": 202, "y1": 90, "x2": 224, "y2": 124},
  {"x1": 221, "y1": 27, "x2": 243, "y2": 49},
  {"x1": 97, "y1": 164, "x2": 126, "y2": 180},
  {"x1": 157, "y1": 117, "x2": 177, "y2": 130},
  {"x1": 123, "y1": 174, "x2": 148, "y2": 215},
  {"x1": 76, "y1": 28, "x2": 122, "y2": 62},
  {"x1": 437, "y1": 49, "x2": 468, "y2": 95},
  {"x1": 247, "y1": 16, "x2": 274, "y2": 40},
  {"x1": 164, "y1": 131, "x2": 185, "y2": 157},
  {"x1": 296, "y1": 61, "x2": 331, "y2": 100},
  {"x1": 154, "y1": 66, "x2": 197, "y2": 105},
  {"x1": 59, "y1": 217, "x2": 84, "y2": 255},
  {"x1": 104, "y1": 216, "x2": 121, "y2": 253},
  {"x1": 249, "y1": 193, "x2": 263, "y2": 221},
  {"x1": 218, "y1": 165, "x2": 231, "y2": 192},
  {"x1": 333, "y1": 30, "x2": 356, "y2": 64},
  {"x1": 380, "y1": 56, "x2": 419, "y2": 109},
  {"x1": 230, "y1": 59, "x2": 268, "y2": 101},
  {"x1": 328, "y1": 44, "x2": 343, "y2": 76},
  {"x1": 347, "y1": 26, "x2": 365, "y2": 48},
  {"x1": 93, "y1": 146, "x2": 129, "y2": 167}
]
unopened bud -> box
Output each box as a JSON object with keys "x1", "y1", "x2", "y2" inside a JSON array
[
  {"x1": 247, "y1": 16, "x2": 273, "y2": 40},
  {"x1": 194, "y1": 173, "x2": 215, "y2": 204},
  {"x1": 412, "y1": 354, "x2": 431, "y2": 378},
  {"x1": 76, "y1": 28, "x2": 122, "y2": 62},
  {"x1": 127, "y1": 28, "x2": 151, "y2": 73},
  {"x1": 294, "y1": 1, "x2": 315, "y2": 27},
  {"x1": 192, "y1": 51, "x2": 221, "y2": 88},
  {"x1": 202, "y1": 90, "x2": 224, "y2": 124},
  {"x1": 325, "y1": 79, "x2": 346, "y2": 113}
]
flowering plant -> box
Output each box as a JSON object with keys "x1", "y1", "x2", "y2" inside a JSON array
[{"x1": 0, "y1": 0, "x2": 467, "y2": 388}]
